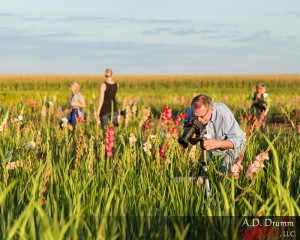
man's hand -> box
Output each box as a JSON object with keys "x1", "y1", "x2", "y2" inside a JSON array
[
  {"x1": 202, "y1": 139, "x2": 219, "y2": 150},
  {"x1": 202, "y1": 139, "x2": 234, "y2": 150}
]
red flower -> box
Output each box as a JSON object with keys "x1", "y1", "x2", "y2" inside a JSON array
[
  {"x1": 160, "y1": 144, "x2": 165, "y2": 159},
  {"x1": 26, "y1": 99, "x2": 39, "y2": 111},
  {"x1": 142, "y1": 119, "x2": 151, "y2": 131},
  {"x1": 159, "y1": 141, "x2": 170, "y2": 160},
  {"x1": 106, "y1": 150, "x2": 113, "y2": 157},
  {"x1": 77, "y1": 117, "x2": 86, "y2": 123},
  {"x1": 105, "y1": 125, "x2": 115, "y2": 157},
  {"x1": 161, "y1": 106, "x2": 172, "y2": 124}
]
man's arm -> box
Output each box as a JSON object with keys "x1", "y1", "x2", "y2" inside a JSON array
[{"x1": 202, "y1": 139, "x2": 234, "y2": 150}]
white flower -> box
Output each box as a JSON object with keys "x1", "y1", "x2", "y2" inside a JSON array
[
  {"x1": 165, "y1": 133, "x2": 172, "y2": 138},
  {"x1": 61, "y1": 117, "x2": 68, "y2": 128},
  {"x1": 48, "y1": 101, "x2": 54, "y2": 107},
  {"x1": 23, "y1": 141, "x2": 36, "y2": 150},
  {"x1": 18, "y1": 115, "x2": 23, "y2": 121},
  {"x1": 41, "y1": 106, "x2": 46, "y2": 119},
  {"x1": 149, "y1": 135, "x2": 156, "y2": 143},
  {"x1": 132, "y1": 105, "x2": 137, "y2": 115},
  {"x1": 129, "y1": 133, "x2": 137, "y2": 145},
  {"x1": 143, "y1": 142, "x2": 152, "y2": 156}
]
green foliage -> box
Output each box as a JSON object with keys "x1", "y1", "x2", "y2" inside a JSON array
[{"x1": 0, "y1": 75, "x2": 299, "y2": 238}]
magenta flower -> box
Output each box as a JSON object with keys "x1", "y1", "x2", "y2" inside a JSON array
[{"x1": 105, "y1": 125, "x2": 115, "y2": 157}]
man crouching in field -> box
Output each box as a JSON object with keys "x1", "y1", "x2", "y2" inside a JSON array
[{"x1": 182, "y1": 94, "x2": 246, "y2": 174}]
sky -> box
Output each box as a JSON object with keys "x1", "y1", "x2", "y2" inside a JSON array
[{"x1": 0, "y1": 0, "x2": 299, "y2": 75}]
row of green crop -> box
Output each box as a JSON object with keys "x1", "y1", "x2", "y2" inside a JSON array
[{"x1": 1, "y1": 74, "x2": 300, "y2": 93}]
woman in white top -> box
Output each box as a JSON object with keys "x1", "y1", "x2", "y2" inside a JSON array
[{"x1": 67, "y1": 82, "x2": 86, "y2": 131}]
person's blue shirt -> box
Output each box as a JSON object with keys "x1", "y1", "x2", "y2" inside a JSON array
[{"x1": 187, "y1": 102, "x2": 246, "y2": 159}]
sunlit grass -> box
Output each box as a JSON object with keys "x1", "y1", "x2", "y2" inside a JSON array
[{"x1": 0, "y1": 74, "x2": 299, "y2": 238}]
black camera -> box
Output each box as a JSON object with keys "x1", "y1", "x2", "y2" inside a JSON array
[{"x1": 178, "y1": 117, "x2": 206, "y2": 148}]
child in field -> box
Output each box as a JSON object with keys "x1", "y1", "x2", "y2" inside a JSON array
[
  {"x1": 97, "y1": 69, "x2": 119, "y2": 132},
  {"x1": 247, "y1": 83, "x2": 270, "y2": 131},
  {"x1": 67, "y1": 82, "x2": 86, "y2": 131}
]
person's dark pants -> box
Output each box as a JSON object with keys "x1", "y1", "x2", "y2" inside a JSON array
[
  {"x1": 67, "y1": 108, "x2": 79, "y2": 125},
  {"x1": 100, "y1": 112, "x2": 119, "y2": 132},
  {"x1": 255, "y1": 109, "x2": 268, "y2": 132}
]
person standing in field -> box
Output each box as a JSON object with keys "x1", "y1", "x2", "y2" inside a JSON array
[
  {"x1": 97, "y1": 68, "x2": 119, "y2": 131},
  {"x1": 247, "y1": 83, "x2": 270, "y2": 131},
  {"x1": 67, "y1": 82, "x2": 86, "y2": 131}
]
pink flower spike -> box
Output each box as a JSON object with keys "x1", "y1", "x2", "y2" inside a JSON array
[
  {"x1": 107, "y1": 151, "x2": 113, "y2": 157},
  {"x1": 263, "y1": 151, "x2": 269, "y2": 160},
  {"x1": 236, "y1": 162, "x2": 243, "y2": 170},
  {"x1": 247, "y1": 165, "x2": 253, "y2": 179},
  {"x1": 230, "y1": 164, "x2": 239, "y2": 173},
  {"x1": 9, "y1": 162, "x2": 17, "y2": 170}
]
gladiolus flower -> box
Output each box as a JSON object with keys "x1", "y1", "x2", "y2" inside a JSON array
[
  {"x1": 159, "y1": 144, "x2": 165, "y2": 159},
  {"x1": 230, "y1": 154, "x2": 244, "y2": 180},
  {"x1": 142, "y1": 119, "x2": 151, "y2": 132},
  {"x1": 129, "y1": 133, "x2": 137, "y2": 145},
  {"x1": 57, "y1": 106, "x2": 62, "y2": 119},
  {"x1": 161, "y1": 106, "x2": 172, "y2": 125},
  {"x1": 26, "y1": 99, "x2": 39, "y2": 111},
  {"x1": 143, "y1": 142, "x2": 152, "y2": 156},
  {"x1": 247, "y1": 151, "x2": 269, "y2": 179},
  {"x1": 247, "y1": 122, "x2": 254, "y2": 136},
  {"x1": 174, "y1": 112, "x2": 188, "y2": 126},
  {"x1": 8, "y1": 161, "x2": 24, "y2": 170},
  {"x1": 106, "y1": 151, "x2": 113, "y2": 157},
  {"x1": 105, "y1": 125, "x2": 115, "y2": 157},
  {"x1": 9, "y1": 162, "x2": 17, "y2": 170}
]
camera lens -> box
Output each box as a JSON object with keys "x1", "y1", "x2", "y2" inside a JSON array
[{"x1": 178, "y1": 127, "x2": 195, "y2": 148}]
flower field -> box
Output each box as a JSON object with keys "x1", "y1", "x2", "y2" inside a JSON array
[{"x1": 0, "y1": 74, "x2": 300, "y2": 239}]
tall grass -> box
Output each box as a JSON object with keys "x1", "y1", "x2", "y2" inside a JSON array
[{"x1": 0, "y1": 74, "x2": 299, "y2": 238}]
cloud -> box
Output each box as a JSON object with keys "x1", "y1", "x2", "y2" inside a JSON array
[
  {"x1": 142, "y1": 27, "x2": 218, "y2": 36},
  {"x1": 0, "y1": 13, "x2": 17, "y2": 17},
  {"x1": 286, "y1": 12, "x2": 300, "y2": 17},
  {"x1": 55, "y1": 16, "x2": 107, "y2": 22},
  {"x1": 120, "y1": 18, "x2": 191, "y2": 25},
  {"x1": 0, "y1": 24, "x2": 299, "y2": 74},
  {"x1": 0, "y1": 12, "x2": 192, "y2": 25},
  {"x1": 0, "y1": 12, "x2": 45, "y2": 21},
  {"x1": 233, "y1": 30, "x2": 271, "y2": 43}
]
